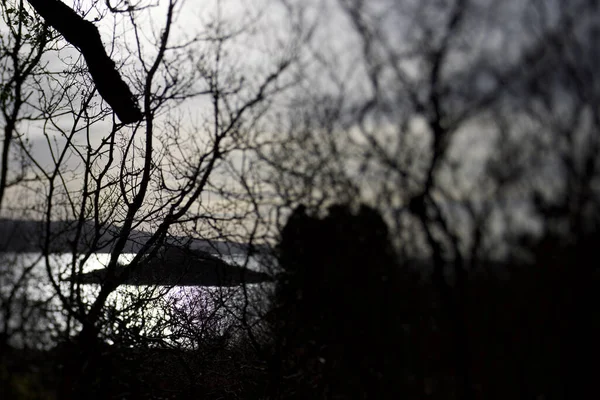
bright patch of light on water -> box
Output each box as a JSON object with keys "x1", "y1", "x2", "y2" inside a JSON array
[{"x1": 0, "y1": 251, "x2": 273, "y2": 349}]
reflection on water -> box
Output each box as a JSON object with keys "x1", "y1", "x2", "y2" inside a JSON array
[{"x1": 0, "y1": 252, "x2": 273, "y2": 349}]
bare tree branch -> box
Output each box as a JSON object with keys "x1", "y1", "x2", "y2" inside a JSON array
[{"x1": 26, "y1": 0, "x2": 143, "y2": 123}]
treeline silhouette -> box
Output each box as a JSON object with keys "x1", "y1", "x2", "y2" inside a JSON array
[{"x1": 265, "y1": 203, "x2": 600, "y2": 399}]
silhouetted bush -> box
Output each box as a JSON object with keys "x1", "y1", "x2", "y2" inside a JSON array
[{"x1": 270, "y1": 204, "x2": 406, "y2": 399}]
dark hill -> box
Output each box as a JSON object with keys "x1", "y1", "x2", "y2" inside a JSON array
[
  {"x1": 0, "y1": 218, "x2": 264, "y2": 255},
  {"x1": 62, "y1": 245, "x2": 273, "y2": 287}
]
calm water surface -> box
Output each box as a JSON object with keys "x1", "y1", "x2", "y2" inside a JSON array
[{"x1": 0, "y1": 252, "x2": 272, "y2": 348}]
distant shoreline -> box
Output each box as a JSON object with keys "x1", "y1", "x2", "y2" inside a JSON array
[{"x1": 0, "y1": 218, "x2": 269, "y2": 255}]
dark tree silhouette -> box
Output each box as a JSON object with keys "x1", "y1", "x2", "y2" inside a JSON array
[
  {"x1": 26, "y1": 0, "x2": 142, "y2": 123},
  {"x1": 271, "y1": 204, "x2": 405, "y2": 399}
]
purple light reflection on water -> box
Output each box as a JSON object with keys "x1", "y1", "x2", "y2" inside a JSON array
[{"x1": 0, "y1": 252, "x2": 274, "y2": 349}]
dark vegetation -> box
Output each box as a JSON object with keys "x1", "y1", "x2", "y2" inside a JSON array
[
  {"x1": 2, "y1": 205, "x2": 599, "y2": 399},
  {"x1": 268, "y1": 205, "x2": 405, "y2": 399}
]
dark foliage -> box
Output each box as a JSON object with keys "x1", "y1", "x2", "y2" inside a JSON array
[
  {"x1": 2, "y1": 217, "x2": 600, "y2": 399},
  {"x1": 270, "y1": 204, "x2": 406, "y2": 399},
  {"x1": 264, "y1": 203, "x2": 600, "y2": 400}
]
